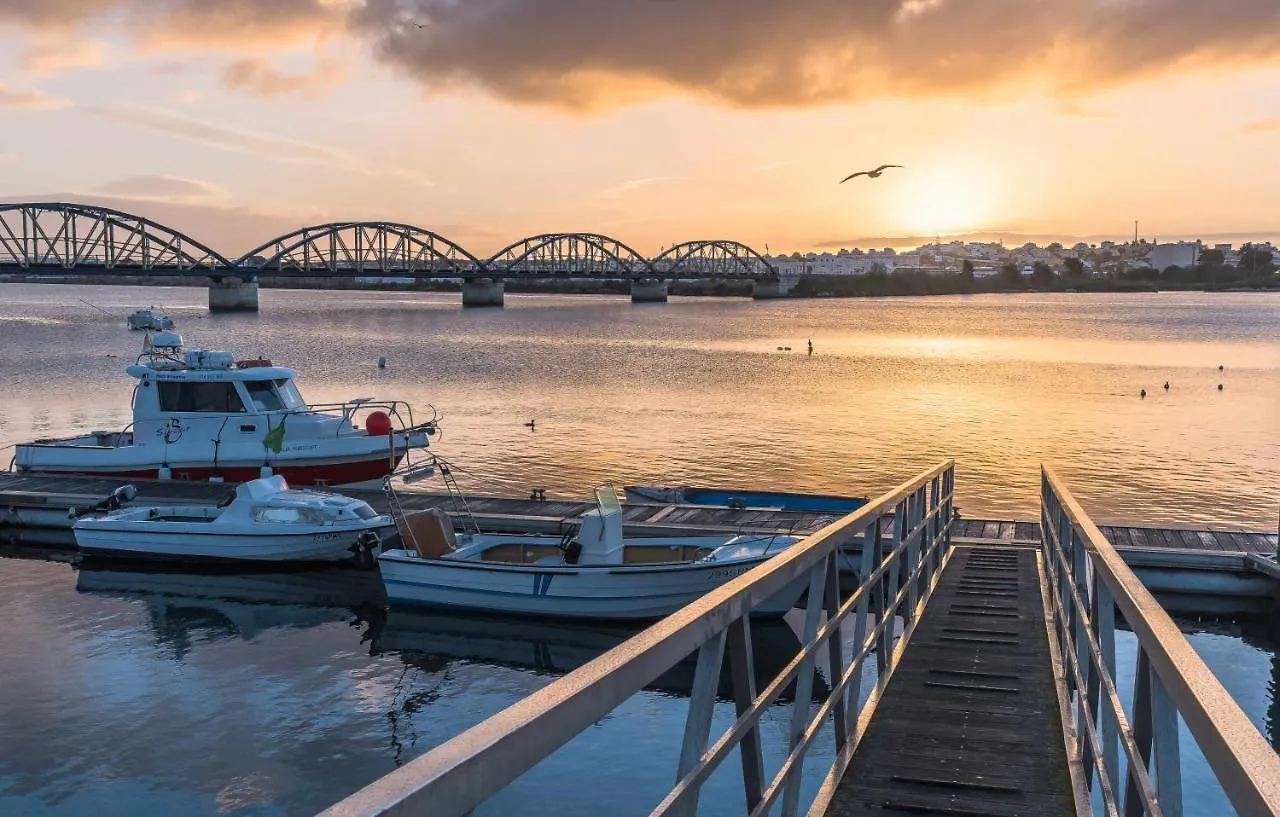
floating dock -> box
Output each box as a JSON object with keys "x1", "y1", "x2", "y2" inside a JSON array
[{"x1": 1, "y1": 472, "x2": 1276, "y2": 600}]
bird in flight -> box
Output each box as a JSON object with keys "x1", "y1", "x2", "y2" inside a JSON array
[
  {"x1": 415, "y1": 21, "x2": 429, "y2": 28},
  {"x1": 840, "y1": 165, "x2": 902, "y2": 183}
]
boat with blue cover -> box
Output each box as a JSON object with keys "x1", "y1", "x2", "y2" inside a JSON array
[{"x1": 623, "y1": 485, "x2": 867, "y2": 513}]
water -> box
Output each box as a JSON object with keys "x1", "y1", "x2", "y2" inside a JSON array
[{"x1": 0, "y1": 283, "x2": 1278, "y2": 815}]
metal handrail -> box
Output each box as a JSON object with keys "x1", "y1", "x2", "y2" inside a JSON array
[
  {"x1": 1040, "y1": 466, "x2": 1280, "y2": 816},
  {"x1": 321, "y1": 460, "x2": 956, "y2": 817}
]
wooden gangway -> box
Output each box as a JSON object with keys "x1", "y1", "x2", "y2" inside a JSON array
[{"x1": 312, "y1": 462, "x2": 1280, "y2": 817}]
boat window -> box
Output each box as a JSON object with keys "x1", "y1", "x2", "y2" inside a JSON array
[
  {"x1": 157, "y1": 382, "x2": 246, "y2": 413},
  {"x1": 351, "y1": 502, "x2": 379, "y2": 520},
  {"x1": 252, "y1": 505, "x2": 327, "y2": 524},
  {"x1": 244, "y1": 380, "x2": 286, "y2": 412},
  {"x1": 273, "y1": 378, "x2": 307, "y2": 410}
]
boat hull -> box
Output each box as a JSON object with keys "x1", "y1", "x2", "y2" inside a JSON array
[
  {"x1": 74, "y1": 523, "x2": 394, "y2": 563},
  {"x1": 15, "y1": 453, "x2": 404, "y2": 487},
  {"x1": 377, "y1": 550, "x2": 808, "y2": 620}
]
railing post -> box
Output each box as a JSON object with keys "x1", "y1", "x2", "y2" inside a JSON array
[
  {"x1": 1096, "y1": 577, "x2": 1120, "y2": 793},
  {"x1": 1124, "y1": 647, "x2": 1154, "y2": 817},
  {"x1": 1152, "y1": 671, "x2": 1183, "y2": 817},
  {"x1": 843, "y1": 520, "x2": 880, "y2": 733},
  {"x1": 780, "y1": 561, "x2": 829, "y2": 817},
  {"x1": 672, "y1": 629, "x2": 728, "y2": 817},
  {"x1": 726, "y1": 617, "x2": 765, "y2": 811},
  {"x1": 877, "y1": 503, "x2": 903, "y2": 677},
  {"x1": 823, "y1": 551, "x2": 848, "y2": 752}
]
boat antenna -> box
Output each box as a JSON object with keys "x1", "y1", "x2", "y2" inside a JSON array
[{"x1": 79, "y1": 298, "x2": 121, "y2": 319}]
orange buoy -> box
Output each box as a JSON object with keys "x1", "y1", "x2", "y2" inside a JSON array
[{"x1": 365, "y1": 411, "x2": 393, "y2": 436}]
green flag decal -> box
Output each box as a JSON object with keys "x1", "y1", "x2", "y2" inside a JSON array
[{"x1": 262, "y1": 417, "x2": 287, "y2": 454}]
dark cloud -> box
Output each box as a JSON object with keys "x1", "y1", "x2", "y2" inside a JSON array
[{"x1": 348, "y1": 0, "x2": 1280, "y2": 108}]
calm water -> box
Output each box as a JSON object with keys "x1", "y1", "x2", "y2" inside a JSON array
[{"x1": 1, "y1": 283, "x2": 1278, "y2": 815}]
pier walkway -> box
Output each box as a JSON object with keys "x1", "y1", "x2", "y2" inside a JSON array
[
  {"x1": 315, "y1": 461, "x2": 1280, "y2": 817},
  {"x1": 823, "y1": 544, "x2": 1075, "y2": 817}
]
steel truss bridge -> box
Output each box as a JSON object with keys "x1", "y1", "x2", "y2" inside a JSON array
[{"x1": 0, "y1": 203, "x2": 777, "y2": 281}]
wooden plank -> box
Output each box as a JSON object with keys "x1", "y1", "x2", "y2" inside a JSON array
[
  {"x1": 824, "y1": 546, "x2": 1074, "y2": 817},
  {"x1": 997, "y1": 522, "x2": 1016, "y2": 541},
  {"x1": 1014, "y1": 521, "x2": 1040, "y2": 542}
]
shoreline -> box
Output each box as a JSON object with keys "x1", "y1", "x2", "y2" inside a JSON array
[{"x1": 1, "y1": 273, "x2": 1276, "y2": 298}]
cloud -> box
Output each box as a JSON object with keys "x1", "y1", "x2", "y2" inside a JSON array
[
  {"x1": 18, "y1": 34, "x2": 109, "y2": 75},
  {"x1": 129, "y1": 0, "x2": 346, "y2": 51},
  {"x1": 81, "y1": 104, "x2": 434, "y2": 187},
  {"x1": 1243, "y1": 118, "x2": 1280, "y2": 133},
  {"x1": 0, "y1": 84, "x2": 68, "y2": 109},
  {"x1": 96, "y1": 174, "x2": 225, "y2": 203},
  {"x1": 221, "y1": 57, "x2": 344, "y2": 97},
  {"x1": 595, "y1": 176, "x2": 683, "y2": 198},
  {"x1": 348, "y1": 0, "x2": 1280, "y2": 109},
  {"x1": 0, "y1": 153, "x2": 17, "y2": 164}
]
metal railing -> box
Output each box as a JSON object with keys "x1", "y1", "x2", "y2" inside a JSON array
[
  {"x1": 1041, "y1": 466, "x2": 1280, "y2": 816},
  {"x1": 321, "y1": 461, "x2": 955, "y2": 817}
]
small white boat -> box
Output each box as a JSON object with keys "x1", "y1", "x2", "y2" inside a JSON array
[
  {"x1": 72, "y1": 476, "x2": 395, "y2": 564},
  {"x1": 378, "y1": 487, "x2": 807, "y2": 620},
  {"x1": 127, "y1": 307, "x2": 174, "y2": 331}
]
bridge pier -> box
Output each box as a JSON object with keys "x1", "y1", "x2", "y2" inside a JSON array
[
  {"x1": 751, "y1": 278, "x2": 788, "y2": 299},
  {"x1": 208, "y1": 276, "x2": 259, "y2": 312},
  {"x1": 630, "y1": 278, "x2": 668, "y2": 303},
  {"x1": 462, "y1": 277, "x2": 504, "y2": 308}
]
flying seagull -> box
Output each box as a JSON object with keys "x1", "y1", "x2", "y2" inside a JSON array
[{"x1": 840, "y1": 164, "x2": 902, "y2": 183}]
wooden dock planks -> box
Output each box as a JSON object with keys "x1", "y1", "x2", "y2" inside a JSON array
[
  {"x1": 0, "y1": 472, "x2": 1274, "y2": 555},
  {"x1": 823, "y1": 546, "x2": 1076, "y2": 817}
]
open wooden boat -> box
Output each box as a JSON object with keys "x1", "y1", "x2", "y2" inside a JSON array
[{"x1": 377, "y1": 487, "x2": 807, "y2": 620}]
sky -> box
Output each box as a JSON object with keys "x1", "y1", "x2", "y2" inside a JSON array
[{"x1": 1, "y1": 0, "x2": 1279, "y2": 256}]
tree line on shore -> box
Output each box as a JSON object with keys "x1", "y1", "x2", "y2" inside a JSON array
[{"x1": 790, "y1": 245, "x2": 1278, "y2": 298}]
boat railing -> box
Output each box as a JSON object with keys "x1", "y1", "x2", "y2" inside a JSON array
[
  {"x1": 1040, "y1": 466, "x2": 1280, "y2": 816},
  {"x1": 320, "y1": 460, "x2": 956, "y2": 817},
  {"x1": 301, "y1": 399, "x2": 439, "y2": 439}
]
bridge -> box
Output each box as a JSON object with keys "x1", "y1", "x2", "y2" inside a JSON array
[
  {"x1": 0, "y1": 203, "x2": 793, "y2": 311},
  {"x1": 320, "y1": 462, "x2": 1280, "y2": 817}
]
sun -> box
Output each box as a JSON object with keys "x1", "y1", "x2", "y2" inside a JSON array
[{"x1": 889, "y1": 164, "x2": 1003, "y2": 238}]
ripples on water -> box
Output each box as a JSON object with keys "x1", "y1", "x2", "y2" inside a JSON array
[
  {"x1": 0, "y1": 284, "x2": 1277, "y2": 815},
  {"x1": 1, "y1": 284, "x2": 1276, "y2": 526}
]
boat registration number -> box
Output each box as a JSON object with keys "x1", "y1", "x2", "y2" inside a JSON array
[{"x1": 706, "y1": 565, "x2": 753, "y2": 580}]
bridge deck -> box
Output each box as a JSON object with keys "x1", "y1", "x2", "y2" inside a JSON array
[{"x1": 825, "y1": 545, "x2": 1077, "y2": 817}]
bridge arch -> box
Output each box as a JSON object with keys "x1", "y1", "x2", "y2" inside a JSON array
[
  {"x1": 236, "y1": 222, "x2": 485, "y2": 276},
  {"x1": 652, "y1": 240, "x2": 776, "y2": 278},
  {"x1": 486, "y1": 233, "x2": 655, "y2": 276},
  {"x1": 0, "y1": 202, "x2": 233, "y2": 271}
]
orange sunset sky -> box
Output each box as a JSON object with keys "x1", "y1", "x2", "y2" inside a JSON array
[{"x1": 2, "y1": 0, "x2": 1279, "y2": 255}]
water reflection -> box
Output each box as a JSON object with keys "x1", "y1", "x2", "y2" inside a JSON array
[{"x1": 74, "y1": 563, "x2": 387, "y2": 652}]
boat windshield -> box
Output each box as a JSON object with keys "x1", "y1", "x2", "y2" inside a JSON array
[{"x1": 244, "y1": 378, "x2": 307, "y2": 412}]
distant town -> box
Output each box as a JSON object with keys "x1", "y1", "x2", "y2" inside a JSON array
[{"x1": 762, "y1": 238, "x2": 1279, "y2": 297}]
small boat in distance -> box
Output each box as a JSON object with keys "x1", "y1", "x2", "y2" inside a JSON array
[
  {"x1": 624, "y1": 485, "x2": 867, "y2": 514},
  {"x1": 378, "y1": 486, "x2": 807, "y2": 620},
  {"x1": 11, "y1": 331, "x2": 437, "y2": 485},
  {"x1": 72, "y1": 475, "x2": 394, "y2": 565},
  {"x1": 127, "y1": 307, "x2": 174, "y2": 331}
]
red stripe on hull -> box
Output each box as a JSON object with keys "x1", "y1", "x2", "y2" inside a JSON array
[{"x1": 20, "y1": 456, "x2": 403, "y2": 487}]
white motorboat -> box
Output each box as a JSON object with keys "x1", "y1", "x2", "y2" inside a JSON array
[
  {"x1": 127, "y1": 307, "x2": 175, "y2": 331},
  {"x1": 72, "y1": 475, "x2": 395, "y2": 564},
  {"x1": 377, "y1": 487, "x2": 807, "y2": 620},
  {"x1": 12, "y1": 331, "x2": 436, "y2": 486}
]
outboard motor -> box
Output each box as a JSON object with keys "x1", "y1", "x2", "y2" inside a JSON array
[
  {"x1": 69, "y1": 484, "x2": 138, "y2": 519},
  {"x1": 350, "y1": 530, "x2": 382, "y2": 570}
]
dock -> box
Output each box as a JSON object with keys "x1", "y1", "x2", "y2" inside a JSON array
[
  {"x1": 317, "y1": 461, "x2": 1280, "y2": 817},
  {"x1": 823, "y1": 545, "x2": 1075, "y2": 817},
  {"x1": 3, "y1": 471, "x2": 1276, "y2": 601}
]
